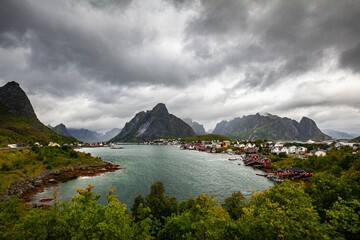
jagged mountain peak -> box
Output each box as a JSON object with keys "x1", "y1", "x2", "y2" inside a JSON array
[
  {"x1": 213, "y1": 113, "x2": 330, "y2": 141},
  {"x1": 0, "y1": 82, "x2": 77, "y2": 146},
  {"x1": 111, "y1": 103, "x2": 196, "y2": 142},
  {"x1": 152, "y1": 103, "x2": 169, "y2": 116}
]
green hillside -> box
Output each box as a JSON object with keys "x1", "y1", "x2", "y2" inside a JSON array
[
  {"x1": 181, "y1": 134, "x2": 231, "y2": 142},
  {"x1": 0, "y1": 146, "x2": 103, "y2": 194},
  {"x1": 0, "y1": 81, "x2": 77, "y2": 147},
  {"x1": 0, "y1": 115, "x2": 77, "y2": 147}
]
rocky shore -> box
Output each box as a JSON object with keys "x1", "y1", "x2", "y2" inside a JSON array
[{"x1": 4, "y1": 162, "x2": 122, "y2": 203}]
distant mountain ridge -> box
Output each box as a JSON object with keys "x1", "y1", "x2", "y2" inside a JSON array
[
  {"x1": 50, "y1": 124, "x2": 121, "y2": 143},
  {"x1": 68, "y1": 127, "x2": 121, "y2": 142},
  {"x1": 0, "y1": 81, "x2": 76, "y2": 146},
  {"x1": 51, "y1": 123, "x2": 72, "y2": 137},
  {"x1": 183, "y1": 118, "x2": 206, "y2": 135},
  {"x1": 322, "y1": 129, "x2": 356, "y2": 139},
  {"x1": 111, "y1": 103, "x2": 196, "y2": 142},
  {"x1": 213, "y1": 113, "x2": 331, "y2": 141}
]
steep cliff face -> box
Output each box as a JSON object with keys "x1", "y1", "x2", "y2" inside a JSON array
[
  {"x1": 183, "y1": 118, "x2": 206, "y2": 135},
  {"x1": 111, "y1": 103, "x2": 196, "y2": 142},
  {"x1": 0, "y1": 81, "x2": 37, "y2": 119},
  {"x1": 213, "y1": 113, "x2": 331, "y2": 141},
  {"x1": 0, "y1": 81, "x2": 76, "y2": 146}
]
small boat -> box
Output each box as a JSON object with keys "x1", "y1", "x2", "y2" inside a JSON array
[
  {"x1": 266, "y1": 174, "x2": 284, "y2": 182},
  {"x1": 110, "y1": 144, "x2": 123, "y2": 149},
  {"x1": 228, "y1": 157, "x2": 240, "y2": 161},
  {"x1": 39, "y1": 196, "x2": 54, "y2": 202},
  {"x1": 256, "y1": 173, "x2": 268, "y2": 177}
]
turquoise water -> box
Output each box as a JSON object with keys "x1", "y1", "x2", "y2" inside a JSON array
[{"x1": 32, "y1": 145, "x2": 273, "y2": 208}]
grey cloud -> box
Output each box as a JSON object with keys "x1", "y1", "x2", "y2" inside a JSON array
[
  {"x1": 1, "y1": 0, "x2": 360, "y2": 133},
  {"x1": 186, "y1": 0, "x2": 249, "y2": 37},
  {"x1": 340, "y1": 42, "x2": 360, "y2": 72},
  {"x1": 0, "y1": 0, "x2": 192, "y2": 91},
  {"x1": 81, "y1": 0, "x2": 133, "y2": 10},
  {"x1": 184, "y1": 0, "x2": 360, "y2": 89}
]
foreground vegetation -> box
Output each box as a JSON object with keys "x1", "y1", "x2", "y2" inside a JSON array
[
  {"x1": 0, "y1": 147, "x2": 359, "y2": 239},
  {"x1": 0, "y1": 146, "x2": 103, "y2": 194}
]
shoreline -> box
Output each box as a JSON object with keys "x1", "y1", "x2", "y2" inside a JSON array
[{"x1": 4, "y1": 161, "x2": 122, "y2": 204}]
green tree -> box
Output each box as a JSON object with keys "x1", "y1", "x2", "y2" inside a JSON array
[
  {"x1": 326, "y1": 198, "x2": 360, "y2": 239},
  {"x1": 145, "y1": 181, "x2": 178, "y2": 222},
  {"x1": 158, "y1": 194, "x2": 231, "y2": 240},
  {"x1": 222, "y1": 191, "x2": 246, "y2": 220},
  {"x1": 231, "y1": 181, "x2": 331, "y2": 239}
]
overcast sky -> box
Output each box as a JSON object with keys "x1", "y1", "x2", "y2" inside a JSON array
[{"x1": 1, "y1": 0, "x2": 360, "y2": 133}]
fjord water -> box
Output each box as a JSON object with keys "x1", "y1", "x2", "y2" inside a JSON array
[{"x1": 33, "y1": 145, "x2": 273, "y2": 207}]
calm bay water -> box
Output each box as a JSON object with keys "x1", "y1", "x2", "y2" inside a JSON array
[{"x1": 32, "y1": 145, "x2": 273, "y2": 207}]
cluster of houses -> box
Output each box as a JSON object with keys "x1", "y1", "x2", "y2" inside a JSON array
[{"x1": 243, "y1": 149, "x2": 273, "y2": 169}]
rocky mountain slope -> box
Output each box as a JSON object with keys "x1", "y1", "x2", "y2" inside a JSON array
[
  {"x1": 183, "y1": 118, "x2": 206, "y2": 135},
  {"x1": 0, "y1": 81, "x2": 77, "y2": 146},
  {"x1": 213, "y1": 113, "x2": 331, "y2": 141},
  {"x1": 111, "y1": 103, "x2": 196, "y2": 142}
]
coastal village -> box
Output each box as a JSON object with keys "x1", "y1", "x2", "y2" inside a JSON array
[{"x1": 177, "y1": 138, "x2": 360, "y2": 182}]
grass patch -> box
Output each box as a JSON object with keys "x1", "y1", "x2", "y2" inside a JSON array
[{"x1": 0, "y1": 147, "x2": 103, "y2": 194}]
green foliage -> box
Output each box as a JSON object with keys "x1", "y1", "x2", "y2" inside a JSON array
[
  {"x1": 181, "y1": 134, "x2": 231, "y2": 142},
  {"x1": 222, "y1": 191, "x2": 246, "y2": 220},
  {"x1": 158, "y1": 194, "x2": 231, "y2": 240},
  {"x1": 230, "y1": 181, "x2": 331, "y2": 239},
  {"x1": 0, "y1": 147, "x2": 103, "y2": 194},
  {"x1": 144, "y1": 181, "x2": 178, "y2": 223},
  {"x1": 0, "y1": 115, "x2": 77, "y2": 147},
  {"x1": 326, "y1": 198, "x2": 360, "y2": 239}
]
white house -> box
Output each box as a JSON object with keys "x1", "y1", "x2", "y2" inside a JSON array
[
  {"x1": 280, "y1": 147, "x2": 289, "y2": 154},
  {"x1": 314, "y1": 150, "x2": 327, "y2": 157},
  {"x1": 48, "y1": 142, "x2": 60, "y2": 147},
  {"x1": 288, "y1": 146, "x2": 297, "y2": 154},
  {"x1": 297, "y1": 146, "x2": 308, "y2": 154},
  {"x1": 271, "y1": 147, "x2": 281, "y2": 154}
]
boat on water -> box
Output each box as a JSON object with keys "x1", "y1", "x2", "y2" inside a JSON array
[
  {"x1": 228, "y1": 157, "x2": 240, "y2": 161},
  {"x1": 110, "y1": 144, "x2": 123, "y2": 149},
  {"x1": 266, "y1": 174, "x2": 284, "y2": 182},
  {"x1": 39, "y1": 196, "x2": 54, "y2": 202}
]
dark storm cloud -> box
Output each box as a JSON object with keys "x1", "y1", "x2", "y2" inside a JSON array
[
  {"x1": 186, "y1": 0, "x2": 249, "y2": 37},
  {"x1": 0, "y1": 0, "x2": 191, "y2": 93},
  {"x1": 340, "y1": 42, "x2": 360, "y2": 72},
  {"x1": 82, "y1": 0, "x2": 133, "y2": 10},
  {"x1": 184, "y1": 0, "x2": 360, "y2": 88},
  {"x1": 1, "y1": 0, "x2": 360, "y2": 132}
]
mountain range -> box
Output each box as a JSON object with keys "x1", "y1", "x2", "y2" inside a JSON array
[
  {"x1": 322, "y1": 129, "x2": 358, "y2": 140},
  {"x1": 49, "y1": 124, "x2": 121, "y2": 143},
  {"x1": 0, "y1": 82, "x2": 76, "y2": 146},
  {"x1": 2, "y1": 81, "x2": 353, "y2": 144},
  {"x1": 68, "y1": 127, "x2": 121, "y2": 143},
  {"x1": 212, "y1": 113, "x2": 331, "y2": 141},
  {"x1": 111, "y1": 103, "x2": 196, "y2": 142}
]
